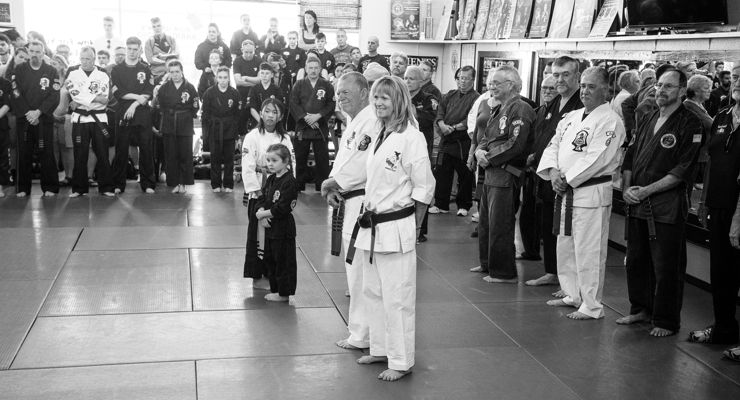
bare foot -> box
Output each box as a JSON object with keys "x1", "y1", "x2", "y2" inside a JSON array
[
  {"x1": 16, "y1": 192, "x2": 27, "y2": 198},
  {"x1": 567, "y1": 311, "x2": 597, "y2": 320},
  {"x1": 546, "y1": 299, "x2": 570, "y2": 307},
  {"x1": 552, "y1": 289, "x2": 566, "y2": 298},
  {"x1": 615, "y1": 311, "x2": 651, "y2": 325},
  {"x1": 357, "y1": 355, "x2": 387, "y2": 365},
  {"x1": 525, "y1": 273, "x2": 559, "y2": 286},
  {"x1": 252, "y1": 278, "x2": 271, "y2": 290},
  {"x1": 650, "y1": 327, "x2": 676, "y2": 337},
  {"x1": 335, "y1": 339, "x2": 363, "y2": 350},
  {"x1": 483, "y1": 276, "x2": 517, "y2": 283},
  {"x1": 264, "y1": 293, "x2": 289, "y2": 302},
  {"x1": 378, "y1": 368, "x2": 411, "y2": 381}
]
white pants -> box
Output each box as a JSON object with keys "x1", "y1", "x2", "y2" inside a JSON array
[
  {"x1": 556, "y1": 205, "x2": 611, "y2": 319},
  {"x1": 342, "y1": 196, "x2": 369, "y2": 348},
  {"x1": 362, "y1": 249, "x2": 416, "y2": 371}
]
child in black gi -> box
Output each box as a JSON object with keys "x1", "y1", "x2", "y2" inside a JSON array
[{"x1": 254, "y1": 143, "x2": 298, "y2": 302}]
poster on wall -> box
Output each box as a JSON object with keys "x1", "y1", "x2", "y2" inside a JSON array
[
  {"x1": 472, "y1": 0, "x2": 494, "y2": 40},
  {"x1": 509, "y1": 0, "x2": 534, "y2": 38},
  {"x1": 497, "y1": 0, "x2": 519, "y2": 39},
  {"x1": 391, "y1": 0, "x2": 421, "y2": 40},
  {"x1": 589, "y1": 0, "x2": 622, "y2": 38},
  {"x1": 458, "y1": 0, "x2": 479, "y2": 40},
  {"x1": 547, "y1": 0, "x2": 575, "y2": 38},
  {"x1": 477, "y1": 56, "x2": 520, "y2": 93},
  {"x1": 0, "y1": 3, "x2": 11, "y2": 25},
  {"x1": 528, "y1": 0, "x2": 553, "y2": 38},
  {"x1": 568, "y1": 0, "x2": 596, "y2": 38},
  {"x1": 483, "y1": 0, "x2": 505, "y2": 39}
]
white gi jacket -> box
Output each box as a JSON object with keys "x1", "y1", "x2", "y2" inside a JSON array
[
  {"x1": 241, "y1": 128, "x2": 296, "y2": 197},
  {"x1": 536, "y1": 103, "x2": 626, "y2": 208},
  {"x1": 65, "y1": 66, "x2": 110, "y2": 123},
  {"x1": 354, "y1": 124, "x2": 435, "y2": 254}
]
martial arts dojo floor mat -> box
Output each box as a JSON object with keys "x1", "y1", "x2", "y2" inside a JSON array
[{"x1": 1, "y1": 181, "x2": 739, "y2": 400}]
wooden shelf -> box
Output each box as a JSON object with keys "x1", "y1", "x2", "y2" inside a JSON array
[{"x1": 389, "y1": 31, "x2": 740, "y2": 53}]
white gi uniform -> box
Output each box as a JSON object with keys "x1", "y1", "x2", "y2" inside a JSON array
[
  {"x1": 66, "y1": 67, "x2": 110, "y2": 123},
  {"x1": 241, "y1": 129, "x2": 296, "y2": 197},
  {"x1": 355, "y1": 124, "x2": 435, "y2": 371},
  {"x1": 328, "y1": 104, "x2": 380, "y2": 348},
  {"x1": 536, "y1": 103, "x2": 626, "y2": 318}
]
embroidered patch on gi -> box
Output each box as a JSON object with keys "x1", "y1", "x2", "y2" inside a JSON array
[
  {"x1": 52, "y1": 82, "x2": 60, "y2": 91},
  {"x1": 499, "y1": 116, "x2": 507, "y2": 130},
  {"x1": 295, "y1": 54, "x2": 300, "y2": 61},
  {"x1": 317, "y1": 89, "x2": 326, "y2": 100},
  {"x1": 357, "y1": 134, "x2": 371, "y2": 151},
  {"x1": 511, "y1": 119, "x2": 524, "y2": 127},
  {"x1": 345, "y1": 131, "x2": 356, "y2": 149},
  {"x1": 512, "y1": 126, "x2": 520, "y2": 137},
  {"x1": 181, "y1": 92, "x2": 190, "y2": 103},
  {"x1": 385, "y1": 151, "x2": 401, "y2": 171},
  {"x1": 39, "y1": 77, "x2": 49, "y2": 90},
  {"x1": 273, "y1": 190, "x2": 281, "y2": 202},
  {"x1": 605, "y1": 131, "x2": 616, "y2": 146},
  {"x1": 692, "y1": 134, "x2": 703, "y2": 143},
  {"x1": 571, "y1": 130, "x2": 588, "y2": 152},
  {"x1": 717, "y1": 124, "x2": 727, "y2": 134},
  {"x1": 228, "y1": 99, "x2": 234, "y2": 108},
  {"x1": 326, "y1": 60, "x2": 331, "y2": 68},
  {"x1": 431, "y1": 98, "x2": 438, "y2": 111},
  {"x1": 546, "y1": 112, "x2": 552, "y2": 120},
  {"x1": 660, "y1": 133, "x2": 677, "y2": 149},
  {"x1": 137, "y1": 72, "x2": 146, "y2": 84},
  {"x1": 290, "y1": 199, "x2": 297, "y2": 209}
]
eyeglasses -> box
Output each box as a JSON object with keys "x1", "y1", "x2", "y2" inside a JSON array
[
  {"x1": 654, "y1": 83, "x2": 680, "y2": 90},
  {"x1": 541, "y1": 86, "x2": 556, "y2": 91}
]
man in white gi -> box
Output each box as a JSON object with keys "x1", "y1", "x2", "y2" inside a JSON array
[
  {"x1": 536, "y1": 67, "x2": 626, "y2": 320},
  {"x1": 348, "y1": 76, "x2": 435, "y2": 381},
  {"x1": 320, "y1": 72, "x2": 378, "y2": 351},
  {"x1": 54, "y1": 46, "x2": 114, "y2": 197}
]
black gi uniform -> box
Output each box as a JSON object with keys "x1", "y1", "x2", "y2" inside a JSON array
[
  {"x1": 201, "y1": 85, "x2": 240, "y2": 189},
  {"x1": 257, "y1": 171, "x2": 299, "y2": 296},
  {"x1": 358, "y1": 54, "x2": 389, "y2": 73},
  {"x1": 622, "y1": 104, "x2": 703, "y2": 332},
  {"x1": 156, "y1": 79, "x2": 199, "y2": 187},
  {"x1": 197, "y1": 69, "x2": 216, "y2": 98},
  {"x1": 421, "y1": 80, "x2": 442, "y2": 100},
  {"x1": 0, "y1": 78, "x2": 12, "y2": 187},
  {"x1": 248, "y1": 82, "x2": 286, "y2": 122},
  {"x1": 233, "y1": 55, "x2": 261, "y2": 134},
  {"x1": 281, "y1": 46, "x2": 307, "y2": 87},
  {"x1": 702, "y1": 107, "x2": 740, "y2": 343},
  {"x1": 479, "y1": 96, "x2": 536, "y2": 280},
  {"x1": 307, "y1": 49, "x2": 336, "y2": 76},
  {"x1": 12, "y1": 61, "x2": 60, "y2": 194},
  {"x1": 412, "y1": 89, "x2": 438, "y2": 236},
  {"x1": 111, "y1": 61, "x2": 156, "y2": 192},
  {"x1": 434, "y1": 88, "x2": 479, "y2": 212},
  {"x1": 289, "y1": 77, "x2": 335, "y2": 190},
  {"x1": 532, "y1": 91, "x2": 582, "y2": 275},
  {"x1": 194, "y1": 39, "x2": 232, "y2": 71}
]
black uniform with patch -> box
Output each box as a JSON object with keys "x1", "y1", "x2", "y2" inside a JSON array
[
  {"x1": 12, "y1": 61, "x2": 60, "y2": 194},
  {"x1": 621, "y1": 104, "x2": 703, "y2": 333},
  {"x1": 202, "y1": 85, "x2": 240, "y2": 189},
  {"x1": 281, "y1": 46, "x2": 307, "y2": 86},
  {"x1": 156, "y1": 79, "x2": 199, "y2": 187},
  {"x1": 247, "y1": 82, "x2": 287, "y2": 123},
  {"x1": 257, "y1": 172, "x2": 299, "y2": 296}
]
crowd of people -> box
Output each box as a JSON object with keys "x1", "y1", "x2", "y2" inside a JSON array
[{"x1": 0, "y1": 10, "x2": 738, "y2": 383}]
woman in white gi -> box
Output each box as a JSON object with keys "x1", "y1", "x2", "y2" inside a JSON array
[
  {"x1": 352, "y1": 76, "x2": 435, "y2": 381},
  {"x1": 242, "y1": 98, "x2": 295, "y2": 290}
]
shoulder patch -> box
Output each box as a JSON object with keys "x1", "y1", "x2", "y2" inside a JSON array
[
  {"x1": 357, "y1": 134, "x2": 372, "y2": 151},
  {"x1": 692, "y1": 133, "x2": 702, "y2": 143},
  {"x1": 511, "y1": 119, "x2": 524, "y2": 127}
]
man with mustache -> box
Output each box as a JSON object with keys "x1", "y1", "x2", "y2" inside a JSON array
[{"x1": 617, "y1": 66, "x2": 703, "y2": 337}]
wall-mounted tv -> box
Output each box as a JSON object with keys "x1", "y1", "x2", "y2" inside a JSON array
[{"x1": 626, "y1": 0, "x2": 728, "y2": 28}]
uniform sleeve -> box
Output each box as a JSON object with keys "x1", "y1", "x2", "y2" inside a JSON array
[
  {"x1": 435, "y1": 92, "x2": 448, "y2": 124},
  {"x1": 319, "y1": 83, "x2": 336, "y2": 117},
  {"x1": 564, "y1": 116, "x2": 626, "y2": 188},
  {"x1": 485, "y1": 104, "x2": 535, "y2": 166},
  {"x1": 668, "y1": 116, "x2": 703, "y2": 183},
  {"x1": 194, "y1": 43, "x2": 209, "y2": 71},
  {"x1": 417, "y1": 94, "x2": 438, "y2": 133},
  {"x1": 289, "y1": 82, "x2": 306, "y2": 120},
  {"x1": 404, "y1": 130, "x2": 436, "y2": 204},
  {"x1": 241, "y1": 134, "x2": 261, "y2": 193},
  {"x1": 200, "y1": 89, "x2": 211, "y2": 122},
  {"x1": 621, "y1": 135, "x2": 636, "y2": 173},
  {"x1": 39, "y1": 68, "x2": 60, "y2": 116},
  {"x1": 326, "y1": 52, "x2": 336, "y2": 75},
  {"x1": 536, "y1": 116, "x2": 566, "y2": 180},
  {"x1": 467, "y1": 95, "x2": 484, "y2": 135},
  {"x1": 269, "y1": 177, "x2": 298, "y2": 218},
  {"x1": 12, "y1": 71, "x2": 29, "y2": 115},
  {"x1": 247, "y1": 85, "x2": 259, "y2": 111},
  {"x1": 190, "y1": 85, "x2": 200, "y2": 118},
  {"x1": 621, "y1": 91, "x2": 638, "y2": 136}
]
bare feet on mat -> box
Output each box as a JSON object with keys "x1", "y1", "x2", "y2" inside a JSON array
[
  {"x1": 483, "y1": 276, "x2": 517, "y2": 283},
  {"x1": 469, "y1": 265, "x2": 486, "y2": 273},
  {"x1": 252, "y1": 278, "x2": 270, "y2": 290},
  {"x1": 525, "y1": 273, "x2": 558, "y2": 286},
  {"x1": 552, "y1": 289, "x2": 566, "y2": 298},
  {"x1": 357, "y1": 355, "x2": 387, "y2": 365},
  {"x1": 378, "y1": 368, "x2": 411, "y2": 381},
  {"x1": 264, "y1": 293, "x2": 289, "y2": 302},
  {"x1": 546, "y1": 299, "x2": 569, "y2": 307},
  {"x1": 567, "y1": 311, "x2": 597, "y2": 320},
  {"x1": 616, "y1": 311, "x2": 651, "y2": 325},
  {"x1": 650, "y1": 327, "x2": 675, "y2": 337},
  {"x1": 336, "y1": 339, "x2": 364, "y2": 350}
]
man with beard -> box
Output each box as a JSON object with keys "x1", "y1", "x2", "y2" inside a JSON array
[
  {"x1": 390, "y1": 52, "x2": 408, "y2": 79},
  {"x1": 12, "y1": 40, "x2": 60, "y2": 197},
  {"x1": 537, "y1": 67, "x2": 626, "y2": 319},
  {"x1": 617, "y1": 67, "x2": 703, "y2": 337},
  {"x1": 525, "y1": 56, "x2": 583, "y2": 290},
  {"x1": 707, "y1": 70, "x2": 731, "y2": 117}
]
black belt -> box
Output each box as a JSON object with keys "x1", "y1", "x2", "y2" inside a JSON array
[
  {"x1": 74, "y1": 108, "x2": 110, "y2": 138},
  {"x1": 553, "y1": 175, "x2": 612, "y2": 236},
  {"x1": 163, "y1": 109, "x2": 191, "y2": 134},
  {"x1": 625, "y1": 197, "x2": 657, "y2": 241},
  {"x1": 330, "y1": 189, "x2": 366, "y2": 256},
  {"x1": 209, "y1": 116, "x2": 232, "y2": 144},
  {"x1": 345, "y1": 205, "x2": 416, "y2": 264},
  {"x1": 499, "y1": 163, "x2": 524, "y2": 179}
]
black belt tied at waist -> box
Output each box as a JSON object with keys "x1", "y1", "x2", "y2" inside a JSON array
[
  {"x1": 553, "y1": 175, "x2": 613, "y2": 236},
  {"x1": 163, "y1": 109, "x2": 191, "y2": 134},
  {"x1": 345, "y1": 205, "x2": 416, "y2": 264},
  {"x1": 73, "y1": 108, "x2": 110, "y2": 138},
  {"x1": 624, "y1": 197, "x2": 657, "y2": 241},
  {"x1": 331, "y1": 189, "x2": 366, "y2": 256},
  {"x1": 209, "y1": 117, "x2": 231, "y2": 144}
]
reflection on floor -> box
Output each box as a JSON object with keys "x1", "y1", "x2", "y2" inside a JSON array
[{"x1": 0, "y1": 182, "x2": 738, "y2": 399}]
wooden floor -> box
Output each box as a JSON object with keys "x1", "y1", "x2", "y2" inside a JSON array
[{"x1": 0, "y1": 182, "x2": 738, "y2": 399}]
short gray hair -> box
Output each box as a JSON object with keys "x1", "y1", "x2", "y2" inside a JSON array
[
  {"x1": 618, "y1": 70, "x2": 640, "y2": 92},
  {"x1": 405, "y1": 65, "x2": 423, "y2": 80},
  {"x1": 494, "y1": 64, "x2": 522, "y2": 93},
  {"x1": 390, "y1": 51, "x2": 408, "y2": 65},
  {"x1": 686, "y1": 74, "x2": 712, "y2": 99}
]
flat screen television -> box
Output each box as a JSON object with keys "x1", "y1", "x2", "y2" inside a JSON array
[{"x1": 626, "y1": 0, "x2": 728, "y2": 28}]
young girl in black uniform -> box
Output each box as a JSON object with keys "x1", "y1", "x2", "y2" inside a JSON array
[{"x1": 254, "y1": 143, "x2": 298, "y2": 302}]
